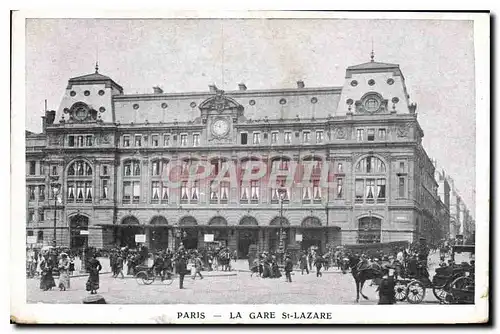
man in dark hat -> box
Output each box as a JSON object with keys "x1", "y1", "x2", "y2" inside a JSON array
[
  {"x1": 377, "y1": 264, "x2": 396, "y2": 304},
  {"x1": 176, "y1": 255, "x2": 188, "y2": 289},
  {"x1": 284, "y1": 255, "x2": 293, "y2": 283}
]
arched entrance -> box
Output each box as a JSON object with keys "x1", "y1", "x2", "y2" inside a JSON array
[
  {"x1": 300, "y1": 216, "x2": 323, "y2": 251},
  {"x1": 358, "y1": 216, "x2": 382, "y2": 244},
  {"x1": 208, "y1": 216, "x2": 229, "y2": 247},
  {"x1": 238, "y1": 216, "x2": 258, "y2": 258},
  {"x1": 119, "y1": 216, "x2": 142, "y2": 248},
  {"x1": 269, "y1": 217, "x2": 290, "y2": 252},
  {"x1": 70, "y1": 215, "x2": 89, "y2": 249},
  {"x1": 149, "y1": 216, "x2": 168, "y2": 251},
  {"x1": 179, "y1": 216, "x2": 198, "y2": 249}
]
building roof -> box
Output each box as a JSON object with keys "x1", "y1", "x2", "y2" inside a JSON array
[
  {"x1": 347, "y1": 61, "x2": 400, "y2": 70},
  {"x1": 68, "y1": 71, "x2": 124, "y2": 93}
]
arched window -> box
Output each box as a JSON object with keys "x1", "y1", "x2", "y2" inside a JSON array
[
  {"x1": 354, "y1": 156, "x2": 387, "y2": 204},
  {"x1": 66, "y1": 160, "x2": 93, "y2": 203},
  {"x1": 123, "y1": 159, "x2": 141, "y2": 204},
  {"x1": 151, "y1": 159, "x2": 169, "y2": 204}
]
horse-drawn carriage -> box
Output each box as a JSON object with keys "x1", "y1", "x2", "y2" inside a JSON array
[{"x1": 394, "y1": 245, "x2": 475, "y2": 304}]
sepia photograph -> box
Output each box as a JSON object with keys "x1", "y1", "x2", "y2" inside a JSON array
[{"x1": 10, "y1": 10, "x2": 489, "y2": 324}]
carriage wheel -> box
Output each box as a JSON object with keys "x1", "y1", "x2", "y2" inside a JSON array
[
  {"x1": 394, "y1": 280, "x2": 408, "y2": 301},
  {"x1": 162, "y1": 275, "x2": 174, "y2": 286},
  {"x1": 432, "y1": 285, "x2": 449, "y2": 303},
  {"x1": 406, "y1": 280, "x2": 426, "y2": 304},
  {"x1": 135, "y1": 271, "x2": 154, "y2": 285},
  {"x1": 449, "y1": 276, "x2": 474, "y2": 304}
]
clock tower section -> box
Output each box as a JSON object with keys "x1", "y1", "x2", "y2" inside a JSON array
[{"x1": 199, "y1": 88, "x2": 244, "y2": 145}]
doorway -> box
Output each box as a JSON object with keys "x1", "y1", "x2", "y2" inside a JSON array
[
  {"x1": 181, "y1": 227, "x2": 198, "y2": 249},
  {"x1": 238, "y1": 229, "x2": 258, "y2": 258}
]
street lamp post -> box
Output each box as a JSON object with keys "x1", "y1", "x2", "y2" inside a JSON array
[
  {"x1": 278, "y1": 188, "x2": 287, "y2": 264},
  {"x1": 51, "y1": 183, "x2": 60, "y2": 247}
]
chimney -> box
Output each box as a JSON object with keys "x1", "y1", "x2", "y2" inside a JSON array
[
  {"x1": 209, "y1": 84, "x2": 218, "y2": 93},
  {"x1": 153, "y1": 86, "x2": 163, "y2": 94},
  {"x1": 297, "y1": 80, "x2": 305, "y2": 89},
  {"x1": 238, "y1": 83, "x2": 247, "y2": 91}
]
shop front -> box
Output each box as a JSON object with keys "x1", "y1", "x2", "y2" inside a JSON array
[
  {"x1": 179, "y1": 216, "x2": 198, "y2": 249},
  {"x1": 149, "y1": 216, "x2": 169, "y2": 251},
  {"x1": 237, "y1": 216, "x2": 259, "y2": 258},
  {"x1": 116, "y1": 216, "x2": 144, "y2": 249},
  {"x1": 69, "y1": 214, "x2": 89, "y2": 249},
  {"x1": 298, "y1": 216, "x2": 323, "y2": 251}
]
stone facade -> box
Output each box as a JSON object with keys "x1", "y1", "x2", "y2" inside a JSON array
[{"x1": 26, "y1": 59, "x2": 447, "y2": 256}]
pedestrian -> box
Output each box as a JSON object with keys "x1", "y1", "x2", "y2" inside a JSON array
[
  {"x1": 177, "y1": 255, "x2": 188, "y2": 289},
  {"x1": 300, "y1": 252, "x2": 309, "y2": 275},
  {"x1": 377, "y1": 265, "x2": 396, "y2": 304},
  {"x1": 57, "y1": 253, "x2": 70, "y2": 291},
  {"x1": 192, "y1": 255, "x2": 204, "y2": 280},
  {"x1": 314, "y1": 254, "x2": 323, "y2": 277},
  {"x1": 284, "y1": 255, "x2": 293, "y2": 283},
  {"x1": 39, "y1": 253, "x2": 56, "y2": 291},
  {"x1": 86, "y1": 254, "x2": 102, "y2": 294},
  {"x1": 114, "y1": 253, "x2": 125, "y2": 278},
  {"x1": 308, "y1": 250, "x2": 314, "y2": 271}
]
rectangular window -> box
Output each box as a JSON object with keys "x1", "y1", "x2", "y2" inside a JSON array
[
  {"x1": 77, "y1": 136, "x2": 84, "y2": 147},
  {"x1": 180, "y1": 134, "x2": 188, "y2": 146},
  {"x1": 76, "y1": 181, "x2": 84, "y2": 202},
  {"x1": 250, "y1": 181, "x2": 259, "y2": 202},
  {"x1": 102, "y1": 179, "x2": 108, "y2": 199},
  {"x1": 27, "y1": 209, "x2": 35, "y2": 224},
  {"x1": 134, "y1": 135, "x2": 142, "y2": 147},
  {"x1": 220, "y1": 182, "x2": 229, "y2": 202},
  {"x1": 316, "y1": 131, "x2": 324, "y2": 143},
  {"x1": 365, "y1": 179, "x2": 375, "y2": 199},
  {"x1": 338, "y1": 163, "x2": 344, "y2": 173},
  {"x1": 336, "y1": 178, "x2": 344, "y2": 199},
  {"x1": 271, "y1": 132, "x2": 278, "y2": 144},
  {"x1": 313, "y1": 180, "x2": 322, "y2": 201},
  {"x1": 39, "y1": 163, "x2": 44, "y2": 175},
  {"x1": 85, "y1": 181, "x2": 93, "y2": 202},
  {"x1": 191, "y1": 181, "x2": 199, "y2": 202},
  {"x1": 161, "y1": 183, "x2": 169, "y2": 203},
  {"x1": 303, "y1": 183, "x2": 311, "y2": 201},
  {"x1": 284, "y1": 132, "x2": 292, "y2": 144},
  {"x1": 68, "y1": 135, "x2": 75, "y2": 147},
  {"x1": 253, "y1": 132, "x2": 261, "y2": 145},
  {"x1": 356, "y1": 129, "x2": 364, "y2": 141},
  {"x1": 152, "y1": 135, "x2": 159, "y2": 147},
  {"x1": 132, "y1": 182, "x2": 140, "y2": 203},
  {"x1": 152, "y1": 161, "x2": 160, "y2": 176},
  {"x1": 28, "y1": 186, "x2": 36, "y2": 201},
  {"x1": 240, "y1": 181, "x2": 249, "y2": 201},
  {"x1": 193, "y1": 134, "x2": 200, "y2": 147},
  {"x1": 102, "y1": 165, "x2": 108, "y2": 176},
  {"x1": 303, "y1": 131, "x2": 311, "y2": 143},
  {"x1": 377, "y1": 179, "x2": 386, "y2": 200},
  {"x1": 123, "y1": 181, "x2": 132, "y2": 202},
  {"x1": 39, "y1": 209, "x2": 44, "y2": 222},
  {"x1": 163, "y1": 134, "x2": 170, "y2": 147},
  {"x1": 367, "y1": 129, "x2": 375, "y2": 141},
  {"x1": 210, "y1": 181, "x2": 219, "y2": 202},
  {"x1": 151, "y1": 181, "x2": 160, "y2": 203},
  {"x1": 85, "y1": 135, "x2": 93, "y2": 146},
  {"x1": 379, "y1": 129, "x2": 386, "y2": 140},
  {"x1": 51, "y1": 165, "x2": 58, "y2": 176},
  {"x1": 400, "y1": 162, "x2": 405, "y2": 172},
  {"x1": 241, "y1": 133, "x2": 248, "y2": 145},
  {"x1": 180, "y1": 181, "x2": 189, "y2": 203},
  {"x1": 355, "y1": 179, "x2": 364, "y2": 200},
  {"x1": 399, "y1": 177, "x2": 406, "y2": 198},
  {"x1": 123, "y1": 135, "x2": 130, "y2": 147},
  {"x1": 29, "y1": 161, "x2": 36, "y2": 175},
  {"x1": 67, "y1": 182, "x2": 75, "y2": 201},
  {"x1": 38, "y1": 185, "x2": 45, "y2": 201}
]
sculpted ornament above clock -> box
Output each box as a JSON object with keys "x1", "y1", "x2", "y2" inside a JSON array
[{"x1": 211, "y1": 118, "x2": 230, "y2": 137}]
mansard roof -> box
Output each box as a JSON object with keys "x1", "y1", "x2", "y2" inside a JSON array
[{"x1": 67, "y1": 71, "x2": 124, "y2": 93}]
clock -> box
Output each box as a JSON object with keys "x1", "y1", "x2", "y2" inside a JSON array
[
  {"x1": 211, "y1": 118, "x2": 230, "y2": 137},
  {"x1": 74, "y1": 106, "x2": 89, "y2": 121}
]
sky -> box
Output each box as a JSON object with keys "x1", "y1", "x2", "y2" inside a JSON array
[{"x1": 24, "y1": 18, "x2": 476, "y2": 216}]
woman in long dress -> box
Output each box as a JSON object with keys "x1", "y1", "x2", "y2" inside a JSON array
[
  {"x1": 57, "y1": 253, "x2": 70, "y2": 291},
  {"x1": 86, "y1": 255, "x2": 102, "y2": 294},
  {"x1": 39, "y1": 254, "x2": 56, "y2": 291}
]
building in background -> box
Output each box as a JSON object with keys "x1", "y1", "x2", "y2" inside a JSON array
[{"x1": 26, "y1": 57, "x2": 461, "y2": 255}]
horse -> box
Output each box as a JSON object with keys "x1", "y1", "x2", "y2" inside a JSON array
[{"x1": 348, "y1": 255, "x2": 384, "y2": 302}]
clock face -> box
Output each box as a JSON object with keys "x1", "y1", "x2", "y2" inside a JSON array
[
  {"x1": 74, "y1": 107, "x2": 88, "y2": 121},
  {"x1": 212, "y1": 119, "x2": 230, "y2": 137}
]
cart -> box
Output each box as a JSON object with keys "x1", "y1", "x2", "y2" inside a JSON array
[{"x1": 134, "y1": 265, "x2": 174, "y2": 286}]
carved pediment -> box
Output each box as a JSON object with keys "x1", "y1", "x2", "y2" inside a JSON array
[{"x1": 199, "y1": 89, "x2": 244, "y2": 115}]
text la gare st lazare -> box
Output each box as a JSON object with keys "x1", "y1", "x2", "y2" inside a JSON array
[{"x1": 177, "y1": 312, "x2": 333, "y2": 320}]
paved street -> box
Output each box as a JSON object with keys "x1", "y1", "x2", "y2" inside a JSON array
[{"x1": 27, "y1": 268, "x2": 441, "y2": 305}]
